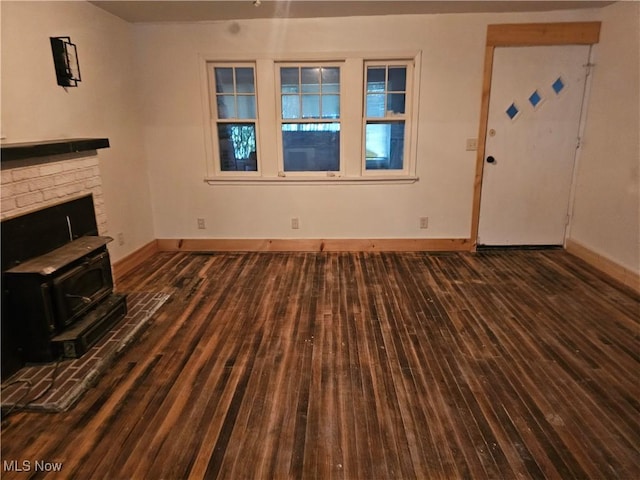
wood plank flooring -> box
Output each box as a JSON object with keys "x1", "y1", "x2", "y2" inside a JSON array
[{"x1": 1, "y1": 249, "x2": 638, "y2": 479}]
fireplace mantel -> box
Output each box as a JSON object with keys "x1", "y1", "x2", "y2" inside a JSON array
[{"x1": 0, "y1": 138, "x2": 110, "y2": 162}]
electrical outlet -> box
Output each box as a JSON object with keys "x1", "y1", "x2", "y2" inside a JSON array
[
  {"x1": 419, "y1": 217, "x2": 429, "y2": 229},
  {"x1": 291, "y1": 217, "x2": 299, "y2": 229},
  {"x1": 466, "y1": 138, "x2": 478, "y2": 151},
  {"x1": 197, "y1": 218, "x2": 206, "y2": 229},
  {"x1": 117, "y1": 232, "x2": 125, "y2": 246}
]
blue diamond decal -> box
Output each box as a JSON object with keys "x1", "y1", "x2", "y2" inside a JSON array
[
  {"x1": 529, "y1": 90, "x2": 542, "y2": 108},
  {"x1": 552, "y1": 77, "x2": 565, "y2": 94},
  {"x1": 506, "y1": 102, "x2": 519, "y2": 120}
]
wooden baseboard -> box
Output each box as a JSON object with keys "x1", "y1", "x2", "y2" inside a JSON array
[
  {"x1": 112, "y1": 239, "x2": 159, "y2": 282},
  {"x1": 156, "y1": 238, "x2": 472, "y2": 253},
  {"x1": 112, "y1": 237, "x2": 639, "y2": 293},
  {"x1": 565, "y1": 239, "x2": 640, "y2": 294}
]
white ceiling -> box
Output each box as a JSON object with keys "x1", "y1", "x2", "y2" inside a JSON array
[{"x1": 90, "y1": 1, "x2": 615, "y2": 23}]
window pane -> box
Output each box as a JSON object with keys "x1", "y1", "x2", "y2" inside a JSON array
[
  {"x1": 367, "y1": 67, "x2": 386, "y2": 92},
  {"x1": 282, "y1": 95, "x2": 300, "y2": 119},
  {"x1": 302, "y1": 94, "x2": 320, "y2": 118},
  {"x1": 321, "y1": 95, "x2": 340, "y2": 119},
  {"x1": 217, "y1": 123, "x2": 257, "y2": 171},
  {"x1": 281, "y1": 67, "x2": 299, "y2": 93},
  {"x1": 387, "y1": 93, "x2": 406, "y2": 115},
  {"x1": 235, "y1": 68, "x2": 255, "y2": 93},
  {"x1": 214, "y1": 68, "x2": 234, "y2": 93},
  {"x1": 278, "y1": 65, "x2": 341, "y2": 172},
  {"x1": 282, "y1": 123, "x2": 340, "y2": 171},
  {"x1": 388, "y1": 67, "x2": 407, "y2": 91},
  {"x1": 366, "y1": 93, "x2": 385, "y2": 118},
  {"x1": 237, "y1": 95, "x2": 256, "y2": 119},
  {"x1": 321, "y1": 67, "x2": 340, "y2": 93},
  {"x1": 301, "y1": 67, "x2": 321, "y2": 93},
  {"x1": 217, "y1": 95, "x2": 236, "y2": 119},
  {"x1": 365, "y1": 121, "x2": 405, "y2": 170}
]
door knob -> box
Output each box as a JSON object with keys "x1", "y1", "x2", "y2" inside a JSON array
[{"x1": 486, "y1": 156, "x2": 496, "y2": 164}]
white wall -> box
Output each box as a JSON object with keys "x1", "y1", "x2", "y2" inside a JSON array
[
  {"x1": 569, "y1": 1, "x2": 640, "y2": 274},
  {"x1": 5, "y1": 2, "x2": 634, "y2": 273},
  {"x1": 135, "y1": 9, "x2": 600, "y2": 241},
  {"x1": 0, "y1": 0, "x2": 155, "y2": 262}
]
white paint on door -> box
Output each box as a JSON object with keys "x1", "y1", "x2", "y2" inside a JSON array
[{"x1": 478, "y1": 45, "x2": 591, "y2": 246}]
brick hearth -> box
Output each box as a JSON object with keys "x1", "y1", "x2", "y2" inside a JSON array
[{"x1": 1, "y1": 292, "x2": 169, "y2": 413}]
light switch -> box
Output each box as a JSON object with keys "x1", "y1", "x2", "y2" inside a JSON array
[{"x1": 466, "y1": 138, "x2": 478, "y2": 151}]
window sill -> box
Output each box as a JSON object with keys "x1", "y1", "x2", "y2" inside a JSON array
[{"x1": 204, "y1": 175, "x2": 419, "y2": 185}]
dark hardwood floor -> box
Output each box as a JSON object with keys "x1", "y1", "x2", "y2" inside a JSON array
[{"x1": 1, "y1": 249, "x2": 638, "y2": 479}]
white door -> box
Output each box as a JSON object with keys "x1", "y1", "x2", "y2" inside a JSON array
[{"x1": 478, "y1": 45, "x2": 590, "y2": 246}]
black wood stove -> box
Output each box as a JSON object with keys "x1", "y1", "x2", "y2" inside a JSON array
[{"x1": 1, "y1": 195, "x2": 127, "y2": 380}]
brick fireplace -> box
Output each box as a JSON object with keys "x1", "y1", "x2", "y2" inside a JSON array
[
  {"x1": 1, "y1": 154, "x2": 107, "y2": 234},
  {"x1": 1, "y1": 139, "x2": 126, "y2": 380}
]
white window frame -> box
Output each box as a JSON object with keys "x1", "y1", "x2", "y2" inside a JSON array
[
  {"x1": 200, "y1": 52, "x2": 421, "y2": 184},
  {"x1": 207, "y1": 62, "x2": 262, "y2": 177},
  {"x1": 362, "y1": 60, "x2": 415, "y2": 177},
  {"x1": 274, "y1": 61, "x2": 345, "y2": 178}
]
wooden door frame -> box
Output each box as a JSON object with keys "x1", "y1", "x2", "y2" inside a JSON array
[{"x1": 469, "y1": 22, "x2": 601, "y2": 251}]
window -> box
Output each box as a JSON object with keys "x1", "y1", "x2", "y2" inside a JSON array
[
  {"x1": 209, "y1": 64, "x2": 259, "y2": 173},
  {"x1": 277, "y1": 64, "x2": 341, "y2": 173},
  {"x1": 364, "y1": 62, "x2": 411, "y2": 172},
  {"x1": 203, "y1": 53, "x2": 420, "y2": 183}
]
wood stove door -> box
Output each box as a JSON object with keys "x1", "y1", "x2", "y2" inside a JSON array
[{"x1": 52, "y1": 250, "x2": 113, "y2": 328}]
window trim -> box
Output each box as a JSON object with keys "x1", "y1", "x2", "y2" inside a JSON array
[{"x1": 199, "y1": 51, "x2": 422, "y2": 183}]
